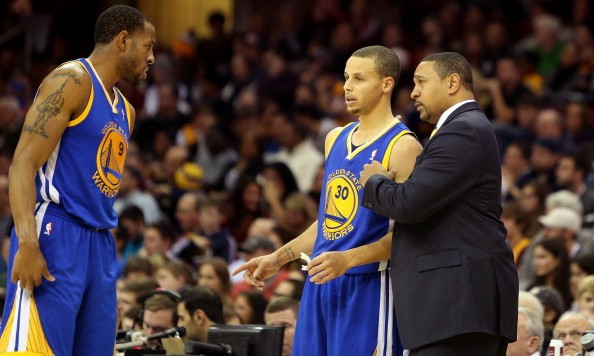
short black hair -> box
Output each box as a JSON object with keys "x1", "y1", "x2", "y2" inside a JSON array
[
  {"x1": 421, "y1": 52, "x2": 474, "y2": 91},
  {"x1": 351, "y1": 45, "x2": 401, "y2": 86},
  {"x1": 119, "y1": 205, "x2": 145, "y2": 223},
  {"x1": 94, "y1": 5, "x2": 150, "y2": 44},
  {"x1": 561, "y1": 151, "x2": 591, "y2": 175},
  {"x1": 265, "y1": 296, "x2": 300, "y2": 316},
  {"x1": 180, "y1": 286, "x2": 224, "y2": 324},
  {"x1": 573, "y1": 253, "x2": 594, "y2": 275}
]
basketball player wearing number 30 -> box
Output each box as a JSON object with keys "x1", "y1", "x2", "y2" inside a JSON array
[
  {"x1": 0, "y1": 5, "x2": 155, "y2": 356},
  {"x1": 233, "y1": 45, "x2": 422, "y2": 356}
]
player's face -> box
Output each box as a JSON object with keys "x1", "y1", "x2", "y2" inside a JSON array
[
  {"x1": 411, "y1": 61, "x2": 448, "y2": 125},
  {"x1": 343, "y1": 56, "x2": 385, "y2": 116},
  {"x1": 121, "y1": 22, "x2": 156, "y2": 86}
]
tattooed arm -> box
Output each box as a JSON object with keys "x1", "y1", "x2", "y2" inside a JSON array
[
  {"x1": 9, "y1": 63, "x2": 91, "y2": 290},
  {"x1": 232, "y1": 221, "x2": 318, "y2": 289}
]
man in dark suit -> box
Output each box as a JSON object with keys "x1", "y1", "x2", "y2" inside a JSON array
[{"x1": 360, "y1": 52, "x2": 519, "y2": 355}]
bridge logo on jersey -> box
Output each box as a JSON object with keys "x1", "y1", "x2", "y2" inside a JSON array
[
  {"x1": 323, "y1": 170, "x2": 361, "y2": 240},
  {"x1": 93, "y1": 127, "x2": 127, "y2": 197}
]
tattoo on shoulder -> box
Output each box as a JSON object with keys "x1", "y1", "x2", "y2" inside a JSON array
[
  {"x1": 284, "y1": 246, "x2": 296, "y2": 261},
  {"x1": 23, "y1": 73, "x2": 80, "y2": 138},
  {"x1": 52, "y1": 71, "x2": 82, "y2": 85}
]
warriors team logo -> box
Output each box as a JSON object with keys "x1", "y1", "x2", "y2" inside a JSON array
[
  {"x1": 323, "y1": 170, "x2": 362, "y2": 240},
  {"x1": 93, "y1": 126, "x2": 127, "y2": 197}
]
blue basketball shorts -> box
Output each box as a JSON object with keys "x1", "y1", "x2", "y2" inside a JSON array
[
  {"x1": 293, "y1": 269, "x2": 403, "y2": 356},
  {"x1": 0, "y1": 203, "x2": 117, "y2": 355}
]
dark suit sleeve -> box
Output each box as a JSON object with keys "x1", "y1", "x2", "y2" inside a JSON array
[{"x1": 363, "y1": 119, "x2": 484, "y2": 224}]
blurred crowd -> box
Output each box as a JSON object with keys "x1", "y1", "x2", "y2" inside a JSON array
[{"x1": 1, "y1": 0, "x2": 594, "y2": 354}]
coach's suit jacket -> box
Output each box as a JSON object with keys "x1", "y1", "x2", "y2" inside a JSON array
[{"x1": 362, "y1": 101, "x2": 518, "y2": 350}]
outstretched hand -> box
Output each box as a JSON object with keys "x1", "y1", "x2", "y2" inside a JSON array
[
  {"x1": 360, "y1": 160, "x2": 394, "y2": 186},
  {"x1": 232, "y1": 254, "x2": 282, "y2": 290},
  {"x1": 12, "y1": 241, "x2": 55, "y2": 290}
]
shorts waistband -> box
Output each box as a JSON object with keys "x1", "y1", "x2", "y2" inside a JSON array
[{"x1": 40, "y1": 202, "x2": 111, "y2": 232}]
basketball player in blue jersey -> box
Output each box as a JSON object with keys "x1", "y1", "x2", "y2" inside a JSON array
[
  {"x1": 0, "y1": 5, "x2": 155, "y2": 355},
  {"x1": 233, "y1": 45, "x2": 422, "y2": 356}
]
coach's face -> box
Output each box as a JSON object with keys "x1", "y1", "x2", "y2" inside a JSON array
[{"x1": 411, "y1": 61, "x2": 448, "y2": 125}]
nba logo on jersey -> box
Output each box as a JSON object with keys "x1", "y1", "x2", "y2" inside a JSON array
[
  {"x1": 370, "y1": 149, "x2": 378, "y2": 161},
  {"x1": 44, "y1": 222, "x2": 53, "y2": 236}
]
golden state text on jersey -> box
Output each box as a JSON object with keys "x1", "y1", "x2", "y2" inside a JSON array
[
  {"x1": 312, "y1": 119, "x2": 412, "y2": 274},
  {"x1": 35, "y1": 58, "x2": 132, "y2": 230}
]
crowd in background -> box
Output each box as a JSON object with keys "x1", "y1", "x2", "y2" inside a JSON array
[{"x1": 0, "y1": 0, "x2": 594, "y2": 354}]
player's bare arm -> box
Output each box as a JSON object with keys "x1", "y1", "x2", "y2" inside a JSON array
[
  {"x1": 389, "y1": 133, "x2": 423, "y2": 183},
  {"x1": 9, "y1": 63, "x2": 90, "y2": 289},
  {"x1": 232, "y1": 221, "x2": 318, "y2": 289}
]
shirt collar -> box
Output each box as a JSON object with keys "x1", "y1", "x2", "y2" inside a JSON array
[{"x1": 435, "y1": 100, "x2": 476, "y2": 130}]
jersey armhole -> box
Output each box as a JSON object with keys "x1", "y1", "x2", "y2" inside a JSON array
[
  {"x1": 328, "y1": 122, "x2": 355, "y2": 154},
  {"x1": 67, "y1": 61, "x2": 93, "y2": 127},
  {"x1": 381, "y1": 130, "x2": 415, "y2": 169}
]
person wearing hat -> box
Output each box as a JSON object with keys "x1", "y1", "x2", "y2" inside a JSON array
[
  {"x1": 518, "y1": 190, "x2": 585, "y2": 290},
  {"x1": 540, "y1": 206, "x2": 594, "y2": 259}
]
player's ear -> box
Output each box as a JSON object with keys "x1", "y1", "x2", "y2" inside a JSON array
[
  {"x1": 383, "y1": 76, "x2": 394, "y2": 93},
  {"x1": 117, "y1": 30, "x2": 130, "y2": 51}
]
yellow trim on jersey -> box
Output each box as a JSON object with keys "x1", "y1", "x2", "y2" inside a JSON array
[
  {"x1": 0, "y1": 294, "x2": 17, "y2": 350},
  {"x1": 327, "y1": 123, "x2": 354, "y2": 152},
  {"x1": 117, "y1": 88, "x2": 133, "y2": 131},
  {"x1": 381, "y1": 130, "x2": 412, "y2": 169},
  {"x1": 48, "y1": 60, "x2": 93, "y2": 128},
  {"x1": 68, "y1": 74, "x2": 94, "y2": 127},
  {"x1": 0, "y1": 293, "x2": 53, "y2": 355},
  {"x1": 346, "y1": 118, "x2": 401, "y2": 160}
]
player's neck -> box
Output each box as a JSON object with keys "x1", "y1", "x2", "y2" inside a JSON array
[
  {"x1": 356, "y1": 104, "x2": 395, "y2": 135},
  {"x1": 87, "y1": 50, "x2": 118, "y2": 90}
]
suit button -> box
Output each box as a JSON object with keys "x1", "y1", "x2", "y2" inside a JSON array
[{"x1": 364, "y1": 202, "x2": 373, "y2": 208}]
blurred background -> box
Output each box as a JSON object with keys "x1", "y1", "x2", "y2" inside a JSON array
[{"x1": 1, "y1": 1, "x2": 594, "y2": 348}]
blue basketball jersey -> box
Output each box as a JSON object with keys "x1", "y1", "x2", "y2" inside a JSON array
[
  {"x1": 313, "y1": 119, "x2": 411, "y2": 274},
  {"x1": 35, "y1": 58, "x2": 132, "y2": 229}
]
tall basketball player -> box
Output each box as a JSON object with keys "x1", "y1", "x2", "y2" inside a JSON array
[
  {"x1": 0, "y1": 5, "x2": 155, "y2": 355},
  {"x1": 233, "y1": 45, "x2": 422, "y2": 356}
]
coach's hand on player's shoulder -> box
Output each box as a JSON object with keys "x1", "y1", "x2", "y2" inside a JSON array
[
  {"x1": 232, "y1": 254, "x2": 282, "y2": 290},
  {"x1": 308, "y1": 251, "x2": 352, "y2": 285},
  {"x1": 12, "y1": 240, "x2": 55, "y2": 290}
]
